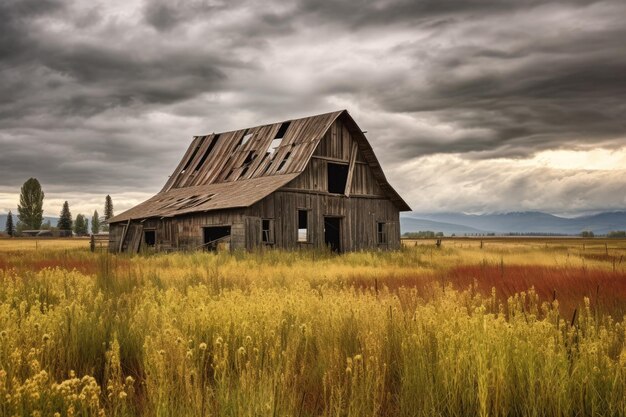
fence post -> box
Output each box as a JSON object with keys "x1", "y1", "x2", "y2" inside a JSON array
[{"x1": 90, "y1": 235, "x2": 95, "y2": 252}]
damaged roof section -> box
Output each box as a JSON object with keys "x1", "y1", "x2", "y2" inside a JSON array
[
  {"x1": 161, "y1": 112, "x2": 341, "y2": 192},
  {"x1": 108, "y1": 110, "x2": 410, "y2": 224}
]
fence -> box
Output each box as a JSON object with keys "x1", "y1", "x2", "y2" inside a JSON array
[{"x1": 90, "y1": 234, "x2": 110, "y2": 252}]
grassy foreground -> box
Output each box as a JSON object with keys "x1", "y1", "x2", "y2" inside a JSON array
[{"x1": 0, "y1": 238, "x2": 625, "y2": 416}]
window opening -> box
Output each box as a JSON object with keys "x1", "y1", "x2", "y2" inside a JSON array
[
  {"x1": 377, "y1": 222, "x2": 388, "y2": 244},
  {"x1": 327, "y1": 163, "x2": 349, "y2": 194},
  {"x1": 203, "y1": 226, "x2": 231, "y2": 251},
  {"x1": 262, "y1": 219, "x2": 274, "y2": 243},
  {"x1": 297, "y1": 210, "x2": 308, "y2": 242}
]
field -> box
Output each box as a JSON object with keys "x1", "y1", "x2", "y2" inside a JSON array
[{"x1": 1, "y1": 238, "x2": 625, "y2": 417}]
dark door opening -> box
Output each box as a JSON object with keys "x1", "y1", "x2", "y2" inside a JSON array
[
  {"x1": 203, "y1": 226, "x2": 231, "y2": 251},
  {"x1": 324, "y1": 217, "x2": 342, "y2": 253},
  {"x1": 144, "y1": 230, "x2": 156, "y2": 246}
]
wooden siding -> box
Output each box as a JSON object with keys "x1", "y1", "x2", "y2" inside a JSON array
[
  {"x1": 247, "y1": 192, "x2": 400, "y2": 251},
  {"x1": 107, "y1": 110, "x2": 410, "y2": 253}
]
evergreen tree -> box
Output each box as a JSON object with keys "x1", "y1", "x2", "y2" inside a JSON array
[
  {"x1": 17, "y1": 178, "x2": 44, "y2": 229},
  {"x1": 104, "y1": 195, "x2": 114, "y2": 220},
  {"x1": 58, "y1": 201, "x2": 73, "y2": 231},
  {"x1": 103, "y1": 195, "x2": 114, "y2": 231},
  {"x1": 5, "y1": 211, "x2": 14, "y2": 237},
  {"x1": 74, "y1": 214, "x2": 88, "y2": 236},
  {"x1": 91, "y1": 210, "x2": 100, "y2": 235}
]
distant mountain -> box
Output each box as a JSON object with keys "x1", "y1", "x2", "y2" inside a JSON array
[
  {"x1": 401, "y1": 211, "x2": 626, "y2": 235},
  {"x1": 0, "y1": 213, "x2": 58, "y2": 230},
  {"x1": 400, "y1": 217, "x2": 489, "y2": 235}
]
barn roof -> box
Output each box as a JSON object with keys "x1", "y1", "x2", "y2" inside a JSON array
[{"x1": 108, "y1": 110, "x2": 410, "y2": 223}]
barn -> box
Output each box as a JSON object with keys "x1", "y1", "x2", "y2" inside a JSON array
[{"x1": 107, "y1": 110, "x2": 410, "y2": 253}]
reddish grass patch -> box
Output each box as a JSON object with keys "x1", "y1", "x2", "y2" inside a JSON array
[
  {"x1": 347, "y1": 265, "x2": 626, "y2": 318},
  {"x1": 446, "y1": 264, "x2": 626, "y2": 317}
]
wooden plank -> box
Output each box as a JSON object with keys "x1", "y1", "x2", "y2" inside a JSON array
[
  {"x1": 344, "y1": 141, "x2": 358, "y2": 196},
  {"x1": 118, "y1": 219, "x2": 131, "y2": 253}
]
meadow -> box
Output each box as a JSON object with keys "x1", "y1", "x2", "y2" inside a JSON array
[{"x1": 0, "y1": 237, "x2": 625, "y2": 417}]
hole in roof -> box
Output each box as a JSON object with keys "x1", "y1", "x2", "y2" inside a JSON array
[
  {"x1": 241, "y1": 130, "x2": 253, "y2": 146},
  {"x1": 267, "y1": 138, "x2": 282, "y2": 155},
  {"x1": 180, "y1": 139, "x2": 203, "y2": 173},
  {"x1": 275, "y1": 121, "x2": 290, "y2": 139},
  {"x1": 243, "y1": 151, "x2": 256, "y2": 165},
  {"x1": 277, "y1": 150, "x2": 292, "y2": 172},
  {"x1": 195, "y1": 134, "x2": 219, "y2": 171}
]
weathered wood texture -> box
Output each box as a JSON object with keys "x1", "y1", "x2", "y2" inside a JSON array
[{"x1": 108, "y1": 110, "x2": 408, "y2": 253}]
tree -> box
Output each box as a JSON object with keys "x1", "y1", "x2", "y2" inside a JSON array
[
  {"x1": 581, "y1": 230, "x2": 595, "y2": 238},
  {"x1": 58, "y1": 201, "x2": 73, "y2": 231},
  {"x1": 17, "y1": 178, "x2": 44, "y2": 229},
  {"x1": 5, "y1": 211, "x2": 14, "y2": 237},
  {"x1": 74, "y1": 214, "x2": 88, "y2": 236},
  {"x1": 91, "y1": 210, "x2": 100, "y2": 235},
  {"x1": 103, "y1": 195, "x2": 114, "y2": 231},
  {"x1": 104, "y1": 195, "x2": 114, "y2": 220}
]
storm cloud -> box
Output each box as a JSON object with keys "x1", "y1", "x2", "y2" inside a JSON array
[{"x1": 1, "y1": 0, "x2": 625, "y2": 216}]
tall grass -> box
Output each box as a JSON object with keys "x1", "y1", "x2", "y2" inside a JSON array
[{"x1": 0, "y1": 239, "x2": 625, "y2": 416}]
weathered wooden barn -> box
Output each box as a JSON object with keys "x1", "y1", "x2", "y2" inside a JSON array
[{"x1": 107, "y1": 110, "x2": 410, "y2": 253}]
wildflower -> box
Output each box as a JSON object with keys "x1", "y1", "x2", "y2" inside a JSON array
[
  {"x1": 0, "y1": 330, "x2": 7, "y2": 338},
  {"x1": 237, "y1": 346, "x2": 246, "y2": 356},
  {"x1": 186, "y1": 350, "x2": 193, "y2": 360},
  {"x1": 199, "y1": 342, "x2": 208, "y2": 351},
  {"x1": 158, "y1": 350, "x2": 165, "y2": 356},
  {"x1": 125, "y1": 376, "x2": 135, "y2": 386},
  {"x1": 175, "y1": 337, "x2": 183, "y2": 345},
  {"x1": 119, "y1": 391, "x2": 127, "y2": 400},
  {"x1": 42, "y1": 334, "x2": 51, "y2": 343}
]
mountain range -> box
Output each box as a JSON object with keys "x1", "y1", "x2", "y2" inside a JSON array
[
  {"x1": 400, "y1": 211, "x2": 626, "y2": 236},
  {"x1": 1, "y1": 211, "x2": 625, "y2": 236},
  {"x1": 0, "y1": 213, "x2": 58, "y2": 231}
]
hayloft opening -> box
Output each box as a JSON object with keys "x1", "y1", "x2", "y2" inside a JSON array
[
  {"x1": 195, "y1": 135, "x2": 219, "y2": 171},
  {"x1": 203, "y1": 226, "x2": 231, "y2": 251},
  {"x1": 327, "y1": 163, "x2": 349, "y2": 194}
]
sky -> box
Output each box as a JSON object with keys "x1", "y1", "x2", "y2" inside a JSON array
[{"x1": 1, "y1": 0, "x2": 625, "y2": 218}]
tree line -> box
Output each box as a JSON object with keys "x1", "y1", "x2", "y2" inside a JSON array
[{"x1": 3, "y1": 178, "x2": 115, "y2": 237}]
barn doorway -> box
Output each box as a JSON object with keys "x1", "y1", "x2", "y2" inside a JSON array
[
  {"x1": 324, "y1": 217, "x2": 342, "y2": 253},
  {"x1": 144, "y1": 230, "x2": 156, "y2": 247},
  {"x1": 203, "y1": 226, "x2": 231, "y2": 251}
]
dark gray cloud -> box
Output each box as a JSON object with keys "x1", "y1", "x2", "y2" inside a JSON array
[{"x1": 1, "y1": 0, "x2": 625, "y2": 215}]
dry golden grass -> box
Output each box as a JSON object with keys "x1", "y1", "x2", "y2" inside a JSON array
[{"x1": 0, "y1": 237, "x2": 625, "y2": 417}]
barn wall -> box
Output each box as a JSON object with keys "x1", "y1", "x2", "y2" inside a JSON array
[
  {"x1": 109, "y1": 208, "x2": 249, "y2": 253},
  {"x1": 247, "y1": 192, "x2": 400, "y2": 251}
]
